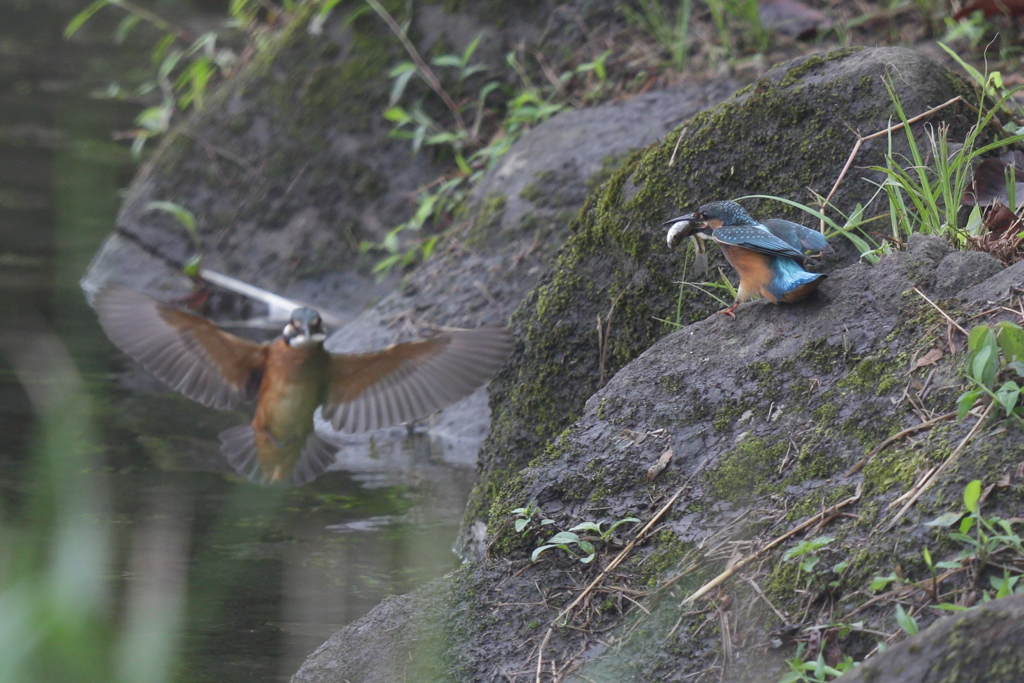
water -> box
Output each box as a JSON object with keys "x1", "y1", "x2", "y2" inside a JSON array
[{"x1": 0, "y1": 3, "x2": 472, "y2": 681}]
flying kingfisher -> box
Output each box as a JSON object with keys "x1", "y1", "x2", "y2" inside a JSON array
[
  {"x1": 664, "y1": 200, "x2": 832, "y2": 317},
  {"x1": 94, "y1": 283, "x2": 514, "y2": 485}
]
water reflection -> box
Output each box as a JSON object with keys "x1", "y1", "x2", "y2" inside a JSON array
[{"x1": 0, "y1": 3, "x2": 473, "y2": 682}]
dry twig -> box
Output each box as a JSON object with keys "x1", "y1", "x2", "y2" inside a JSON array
[{"x1": 681, "y1": 484, "x2": 862, "y2": 606}]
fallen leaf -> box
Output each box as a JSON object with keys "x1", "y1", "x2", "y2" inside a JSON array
[
  {"x1": 646, "y1": 447, "x2": 674, "y2": 483},
  {"x1": 914, "y1": 348, "x2": 944, "y2": 369}
]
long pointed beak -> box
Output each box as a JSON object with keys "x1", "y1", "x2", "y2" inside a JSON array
[
  {"x1": 662, "y1": 212, "x2": 696, "y2": 227},
  {"x1": 665, "y1": 213, "x2": 700, "y2": 250}
]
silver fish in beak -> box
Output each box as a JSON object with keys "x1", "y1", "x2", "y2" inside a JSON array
[{"x1": 663, "y1": 213, "x2": 699, "y2": 250}]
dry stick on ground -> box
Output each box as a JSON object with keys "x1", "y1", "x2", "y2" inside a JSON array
[
  {"x1": 817, "y1": 95, "x2": 964, "y2": 232},
  {"x1": 533, "y1": 455, "x2": 713, "y2": 683},
  {"x1": 364, "y1": 0, "x2": 467, "y2": 135},
  {"x1": 882, "y1": 401, "x2": 995, "y2": 532},
  {"x1": 680, "y1": 484, "x2": 863, "y2": 606},
  {"x1": 913, "y1": 287, "x2": 969, "y2": 337},
  {"x1": 846, "y1": 411, "x2": 956, "y2": 476}
]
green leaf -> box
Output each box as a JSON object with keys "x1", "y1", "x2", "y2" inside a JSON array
[
  {"x1": 996, "y1": 381, "x2": 1020, "y2": 416},
  {"x1": 997, "y1": 321, "x2": 1024, "y2": 363},
  {"x1": 64, "y1": 0, "x2": 112, "y2": 39},
  {"x1": 935, "y1": 561, "x2": 963, "y2": 570},
  {"x1": 933, "y1": 603, "x2": 968, "y2": 611},
  {"x1": 430, "y1": 55, "x2": 462, "y2": 68},
  {"x1": 972, "y1": 344, "x2": 996, "y2": 388},
  {"x1": 922, "y1": 547, "x2": 932, "y2": 567},
  {"x1": 964, "y1": 480, "x2": 982, "y2": 514},
  {"x1": 577, "y1": 540, "x2": 595, "y2": 556},
  {"x1": 388, "y1": 69, "x2": 416, "y2": 108},
  {"x1": 182, "y1": 254, "x2": 202, "y2": 278},
  {"x1": 871, "y1": 573, "x2": 898, "y2": 592},
  {"x1": 894, "y1": 604, "x2": 919, "y2": 635},
  {"x1": 387, "y1": 61, "x2": 417, "y2": 77},
  {"x1": 544, "y1": 531, "x2": 580, "y2": 546},
  {"x1": 531, "y1": 544, "x2": 555, "y2": 562},
  {"x1": 514, "y1": 518, "x2": 529, "y2": 533},
  {"x1": 925, "y1": 511, "x2": 964, "y2": 527},
  {"x1": 1008, "y1": 361, "x2": 1024, "y2": 378},
  {"x1": 569, "y1": 522, "x2": 603, "y2": 534},
  {"x1": 115, "y1": 14, "x2": 142, "y2": 43},
  {"x1": 967, "y1": 324, "x2": 995, "y2": 354},
  {"x1": 956, "y1": 389, "x2": 982, "y2": 421},
  {"x1": 383, "y1": 106, "x2": 412, "y2": 124}
]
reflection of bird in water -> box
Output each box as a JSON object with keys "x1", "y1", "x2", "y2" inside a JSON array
[
  {"x1": 665, "y1": 200, "x2": 832, "y2": 317},
  {"x1": 94, "y1": 283, "x2": 513, "y2": 485}
]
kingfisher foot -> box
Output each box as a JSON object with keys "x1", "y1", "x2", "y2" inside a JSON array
[{"x1": 717, "y1": 304, "x2": 738, "y2": 318}]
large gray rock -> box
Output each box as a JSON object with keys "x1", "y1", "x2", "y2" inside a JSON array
[{"x1": 836, "y1": 594, "x2": 1024, "y2": 683}]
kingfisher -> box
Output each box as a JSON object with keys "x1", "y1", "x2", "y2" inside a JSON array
[
  {"x1": 664, "y1": 200, "x2": 832, "y2": 317},
  {"x1": 94, "y1": 283, "x2": 514, "y2": 485}
]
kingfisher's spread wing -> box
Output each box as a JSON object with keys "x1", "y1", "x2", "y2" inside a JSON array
[
  {"x1": 323, "y1": 326, "x2": 513, "y2": 433},
  {"x1": 710, "y1": 226, "x2": 807, "y2": 261},
  {"x1": 94, "y1": 283, "x2": 268, "y2": 410},
  {"x1": 762, "y1": 219, "x2": 834, "y2": 254}
]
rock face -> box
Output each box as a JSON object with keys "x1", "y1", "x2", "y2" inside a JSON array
[
  {"x1": 458, "y1": 46, "x2": 978, "y2": 558},
  {"x1": 835, "y1": 593, "x2": 1024, "y2": 683}
]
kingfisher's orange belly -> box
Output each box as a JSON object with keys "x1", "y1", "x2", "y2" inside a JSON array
[
  {"x1": 719, "y1": 244, "x2": 776, "y2": 303},
  {"x1": 252, "y1": 342, "x2": 329, "y2": 481}
]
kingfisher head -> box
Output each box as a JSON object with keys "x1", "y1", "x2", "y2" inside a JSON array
[
  {"x1": 283, "y1": 308, "x2": 326, "y2": 348},
  {"x1": 691, "y1": 200, "x2": 757, "y2": 228},
  {"x1": 664, "y1": 200, "x2": 757, "y2": 249}
]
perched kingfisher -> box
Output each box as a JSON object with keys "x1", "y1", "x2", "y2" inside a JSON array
[
  {"x1": 664, "y1": 200, "x2": 832, "y2": 317},
  {"x1": 94, "y1": 283, "x2": 514, "y2": 485}
]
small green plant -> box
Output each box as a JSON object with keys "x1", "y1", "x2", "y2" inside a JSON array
[
  {"x1": 511, "y1": 504, "x2": 556, "y2": 534},
  {"x1": 779, "y1": 642, "x2": 854, "y2": 683},
  {"x1": 956, "y1": 321, "x2": 1024, "y2": 423},
  {"x1": 531, "y1": 517, "x2": 640, "y2": 564},
  {"x1": 364, "y1": 0, "x2": 568, "y2": 274},
  {"x1": 781, "y1": 535, "x2": 850, "y2": 590},
  {"x1": 926, "y1": 480, "x2": 1024, "y2": 579}
]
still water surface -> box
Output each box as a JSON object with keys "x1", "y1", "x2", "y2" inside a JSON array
[{"x1": 0, "y1": 3, "x2": 471, "y2": 681}]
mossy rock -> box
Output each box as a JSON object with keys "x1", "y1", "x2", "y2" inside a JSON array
[{"x1": 460, "y1": 46, "x2": 978, "y2": 557}]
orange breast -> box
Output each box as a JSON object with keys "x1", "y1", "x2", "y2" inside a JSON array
[
  {"x1": 252, "y1": 339, "x2": 330, "y2": 480},
  {"x1": 720, "y1": 245, "x2": 777, "y2": 302}
]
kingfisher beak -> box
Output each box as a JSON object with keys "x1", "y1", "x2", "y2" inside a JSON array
[{"x1": 664, "y1": 213, "x2": 700, "y2": 250}]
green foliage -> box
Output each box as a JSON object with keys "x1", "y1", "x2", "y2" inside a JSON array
[
  {"x1": 530, "y1": 516, "x2": 640, "y2": 564},
  {"x1": 779, "y1": 643, "x2": 855, "y2": 683},
  {"x1": 363, "y1": 4, "x2": 579, "y2": 274},
  {"x1": 957, "y1": 321, "x2": 1024, "y2": 422}
]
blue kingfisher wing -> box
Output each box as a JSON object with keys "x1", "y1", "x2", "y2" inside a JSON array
[
  {"x1": 323, "y1": 326, "x2": 513, "y2": 433},
  {"x1": 710, "y1": 226, "x2": 807, "y2": 261},
  {"x1": 763, "y1": 219, "x2": 834, "y2": 254}
]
